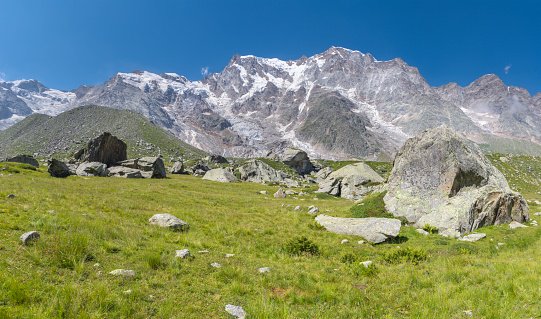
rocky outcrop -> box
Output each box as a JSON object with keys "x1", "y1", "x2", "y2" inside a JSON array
[
  {"x1": 190, "y1": 160, "x2": 211, "y2": 176},
  {"x1": 119, "y1": 156, "x2": 166, "y2": 178},
  {"x1": 74, "y1": 132, "x2": 127, "y2": 166},
  {"x1": 204, "y1": 154, "x2": 228, "y2": 164},
  {"x1": 384, "y1": 126, "x2": 529, "y2": 237},
  {"x1": 76, "y1": 162, "x2": 109, "y2": 177},
  {"x1": 315, "y1": 214, "x2": 401, "y2": 244},
  {"x1": 202, "y1": 167, "x2": 237, "y2": 183},
  {"x1": 281, "y1": 148, "x2": 313, "y2": 175},
  {"x1": 316, "y1": 162, "x2": 383, "y2": 200},
  {"x1": 4, "y1": 155, "x2": 39, "y2": 168},
  {"x1": 47, "y1": 158, "x2": 72, "y2": 177},
  {"x1": 238, "y1": 160, "x2": 284, "y2": 183},
  {"x1": 170, "y1": 161, "x2": 184, "y2": 174}
]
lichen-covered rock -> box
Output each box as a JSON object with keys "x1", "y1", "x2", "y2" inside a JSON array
[
  {"x1": 5, "y1": 155, "x2": 39, "y2": 168},
  {"x1": 119, "y1": 157, "x2": 166, "y2": 178},
  {"x1": 204, "y1": 154, "x2": 228, "y2": 164},
  {"x1": 384, "y1": 126, "x2": 529, "y2": 237},
  {"x1": 107, "y1": 166, "x2": 143, "y2": 178},
  {"x1": 76, "y1": 162, "x2": 109, "y2": 177},
  {"x1": 274, "y1": 188, "x2": 286, "y2": 198},
  {"x1": 74, "y1": 132, "x2": 127, "y2": 166},
  {"x1": 238, "y1": 159, "x2": 284, "y2": 183},
  {"x1": 170, "y1": 161, "x2": 184, "y2": 174},
  {"x1": 202, "y1": 167, "x2": 237, "y2": 183},
  {"x1": 149, "y1": 213, "x2": 189, "y2": 231},
  {"x1": 315, "y1": 214, "x2": 401, "y2": 244},
  {"x1": 47, "y1": 158, "x2": 72, "y2": 178},
  {"x1": 316, "y1": 162, "x2": 383, "y2": 200},
  {"x1": 20, "y1": 231, "x2": 40, "y2": 244},
  {"x1": 281, "y1": 148, "x2": 313, "y2": 175}
]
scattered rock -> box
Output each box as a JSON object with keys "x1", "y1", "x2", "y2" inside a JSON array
[
  {"x1": 315, "y1": 214, "x2": 401, "y2": 244},
  {"x1": 211, "y1": 262, "x2": 221, "y2": 268},
  {"x1": 258, "y1": 267, "x2": 270, "y2": 274},
  {"x1": 534, "y1": 212, "x2": 541, "y2": 216},
  {"x1": 274, "y1": 188, "x2": 286, "y2": 198},
  {"x1": 281, "y1": 148, "x2": 313, "y2": 175},
  {"x1": 175, "y1": 249, "x2": 191, "y2": 258},
  {"x1": 384, "y1": 126, "x2": 529, "y2": 238},
  {"x1": 341, "y1": 239, "x2": 349, "y2": 244},
  {"x1": 109, "y1": 269, "x2": 135, "y2": 277},
  {"x1": 93, "y1": 263, "x2": 101, "y2": 267},
  {"x1": 307, "y1": 206, "x2": 319, "y2": 214},
  {"x1": 204, "y1": 154, "x2": 229, "y2": 164},
  {"x1": 238, "y1": 160, "x2": 284, "y2": 183},
  {"x1": 76, "y1": 162, "x2": 109, "y2": 177},
  {"x1": 47, "y1": 158, "x2": 72, "y2": 178},
  {"x1": 315, "y1": 167, "x2": 334, "y2": 180},
  {"x1": 4, "y1": 155, "x2": 39, "y2": 168},
  {"x1": 149, "y1": 214, "x2": 189, "y2": 231},
  {"x1": 74, "y1": 132, "x2": 127, "y2": 166},
  {"x1": 202, "y1": 167, "x2": 237, "y2": 183},
  {"x1": 108, "y1": 166, "x2": 143, "y2": 178},
  {"x1": 260, "y1": 191, "x2": 269, "y2": 195},
  {"x1": 225, "y1": 254, "x2": 235, "y2": 258},
  {"x1": 416, "y1": 229, "x2": 430, "y2": 236},
  {"x1": 497, "y1": 242, "x2": 505, "y2": 246},
  {"x1": 225, "y1": 304, "x2": 247, "y2": 319},
  {"x1": 458, "y1": 233, "x2": 486, "y2": 242},
  {"x1": 119, "y1": 157, "x2": 166, "y2": 178},
  {"x1": 123, "y1": 290, "x2": 132, "y2": 295},
  {"x1": 360, "y1": 261, "x2": 373, "y2": 268},
  {"x1": 510, "y1": 221, "x2": 528, "y2": 229},
  {"x1": 293, "y1": 206, "x2": 301, "y2": 211},
  {"x1": 20, "y1": 231, "x2": 40, "y2": 244},
  {"x1": 190, "y1": 160, "x2": 211, "y2": 176},
  {"x1": 170, "y1": 161, "x2": 184, "y2": 174},
  {"x1": 285, "y1": 189, "x2": 298, "y2": 195},
  {"x1": 198, "y1": 250, "x2": 209, "y2": 254},
  {"x1": 316, "y1": 163, "x2": 383, "y2": 200},
  {"x1": 357, "y1": 240, "x2": 366, "y2": 245},
  {"x1": 7, "y1": 194, "x2": 16, "y2": 199}
]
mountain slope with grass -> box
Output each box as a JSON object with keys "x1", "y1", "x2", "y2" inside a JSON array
[{"x1": 0, "y1": 105, "x2": 207, "y2": 160}]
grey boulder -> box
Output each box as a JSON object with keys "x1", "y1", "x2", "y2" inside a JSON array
[
  {"x1": 315, "y1": 214, "x2": 401, "y2": 244},
  {"x1": 119, "y1": 157, "x2": 166, "y2": 178},
  {"x1": 458, "y1": 233, "x2": 486, "y2": 242},
  {"x1": 149, "y1": 213, "x2": 189, "y2": 231},
  {"x1": 238, "y1": 159, "x2": 284, "y2": 183},
  {"x1": 384, "y1": 126, "x2": 529, "y2": 238},
  {"x1": 5, "y1": 155, "x2": 39, "y2": 168},
  {"x1": 225, "y1": 305, "x2": 247, "y2": 319},
  {"x1": 281, "y1": 148, "x2": 313, "y2": 175},
  {"x1": 74, "y1": 132, "x2": 127, "y2": 166},
  {"x1": 47, "y1": 158, "x2": 72, "y2": 178},
  {"x1": 76, "y1": 162, "x2": 109, "y2": 177},
  {"x1": 202, "y1": 167, "x2": 237, "y2": 183},
  {"x1": 316, "y1": 162, "x2": 383, "y2": 200},
  {"x1": 107, "y1": 166, "x2": 143, "y2": 178},
  {"x1": 170, "y1": 161, "x2": 184, "y2": 174},
  {"x1": 20, "y1": 231, "x2": 40, "y2": 244}
]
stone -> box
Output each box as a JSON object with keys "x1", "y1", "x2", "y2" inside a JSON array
[
  {"x1": 316, "y1": 162, "x2": 383, "y2": 200},
  {"x1": 458, "y1": 233, "x2": 486, "y2": 242},
  {"x1": 149, "y1": 214, "x2": 189, "y2": 231},
  {"x1": 534, "y1": 212, "x2": 541, "y2": 216},
  {"x1": 20, "y1": 231, "x2": 40, "y2": 244},
  {"x1": 497, "y1": 242, "x2": 505, "y2": 246},
  {"x1": 315, "y1": 177, "x2": 341, "y2": 196},
  {"x1": 107, "y1": 166, "x2": 143, "y2": 178},
  {"x1": 293, "y1": 206, "x2": 301, "y2": 211},
  {"x1": 384, "y1": 126, "x2": 529, "y2": 238},
  {"x1": 285, "y1": 190, "x2": 298, "y2": 195},
  {"x1": 308, "y1": 206, "x2": 319, "y2": 214},
  {"x1": 260, "y1": 191, "x2": 269, "y2": 195},
  {"x1": 119, "y1": 157, "x2": 166, "y2": 179},
  {"x1": 281, "y1": 148, "x2": 313, "y2": 175},
  {"x1": 225, "y1": 304, "x2": 247, "y2": 319},
  {"x1": 198, "y1": 250, "x2": 209, "y2": 254},
  {"x1": 315, "y1": 214, "x2": 401, "y2": 244},
  {"x1": 7, "y1": 194, "x2": 16, "y2": 199},
  {"x1": 238, "y1": 159, "x2": 284, "y2": 183},
  {"x1": 94, "y1": 263, "x2": 101, "y2": 267},
  {"x1": 416, "y1": 229, "x2": 430, "y2": 236},
  {"x1": 258, "y1": 267, "x2": 270, "y2": 273},
  {"x1": 109, "y1": 269, "x2": 135, "y2": 277},
  {"x1": 357, "y1": 240, "x2": 366, "y2": 245},
  {"x1": 341, "y1": 239, "x2": 349, "y2": 244},
  {"x1": 170, "y1": 161, "x2": 184, "y2": 174},
  {"x1": 190, "y1": 160, "x2": 211, "y2": 176},
  {"x1": 76, "y1": 162, "x2": 109, "y2": 177},
  {"x1": 509, "y1": 221, "x2": 528, "y2": 229},
  {"x1": 5, "y1": 155, "x2": 39, "y2": 167},
  {"x1": 204, "y1": 154, "x2": 228, "y2": 164},
  {"x1": 360, "y1": 261, "x2": 373, "y2": 268},
  {"x1": 266, "y1": 151, "x2": 280, "y2": 161},
  {"x1": 315, "y1": 167, "x2": 334, "y2": 180},
  {"x1": 74, "y1": 132, "x2": 127, "y2": 166},
  {"x1": 274, "y1": 188, "x2": 286, "y2": 198},
  {"x1": 203, "y1": 167, "x2": 237, "y2": 183},
  {"x1": 123, "y1": 290, "x2": 132, "y2": 295},
  {"x1": 175, "y1": 249, "x2": 191, "y2": 258},
  {"x1": 225, "y1": 254, "x2": 235, "y2": 258},
  {"x1": 47, "y1": 158, "x2": 72, "y2": 177},
  {"x1": 284, "y1": 179, "x2": 300, "y2": 188},
  {"x1": 211, "y1": 262, "x2": 221, "y2": 268}
]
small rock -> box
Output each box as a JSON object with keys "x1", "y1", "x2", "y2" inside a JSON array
[
  {"x1": 175, "y1": 249, "x2": 191, "y2": 258},
  {"x1": 149, "y1": 214, "x2": 189, "y2": 231},
  {"x1": 260, "y1": 191, "x2": 269, "y2": 195},
  {"x1": 416, "y1": 229, "x2": 429, "y2": 236},
  {"x1": 123, "y1": 289, "x2": 132, "y2": 295},
  {"x1": 274, "y1": 188, "x2": 286, "y2": 198},
  {"x1": 497, "y1": 242, "x2": 505, "y2": 246},
  {"x1": 109, "y1": 269, "x2": 136, "y2": 277},
  {"x1": 464, "y1": 310, "x2": 473, "y2": 316},
  {"x1": 20, "y1": 231, "x2": 40, "y2": 244},
  {"x1": 341, "y1": 239, "x2": 349, "y2": 244},
  {"x1": 285, "y1": 190, "x2": 298, "y2": 195},
  {"x1": 93, "y1": 263, "x2": 101, "y2": 267},
  {"x1": 258, "y1": 267, "x2": 270, "y2": 274},
  {"x1": 225, "y1": 304, "x2": 247, "y2": 319},
  {"x1": 534, "y1": 212, "x2": 541, "y2": 216},
  {"x1": 7, "y1": 194, "x2": 16, "y2": 199},
  {"x1": 357, "y1": 240, "x2": 366, "y2": 245},
  {"x1": 211, "y1": 263, "x2": 221, "y2": 268},
  {"x1": 458, "y1": 233, "x2": 486, "y2": 242},
  {"x1": 225, "y1": 254, "x2": 235, "y2": 258},
  {"x1": 307, "y1": 206, "x2": 319, "y2": 214},
  {"x1": 293, "y1": 206, "x2": 301, "y2": 211},
  {"x1": 510, "y1": 221, "x2": 528, "y2": 229},
  {"x1": 360, "y1": 261, "x2": 373, "y2": 268},
  {"x1": 198, "y1": 250, "x2": 209, "y2": 254}
]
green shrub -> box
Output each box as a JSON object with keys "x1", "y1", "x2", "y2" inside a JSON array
[
  {"x1": 450, "y1": 243, "x2": 478, "y2": 255},
  {"x1": 422, "y1": 223, "x2": 438, "y2": 234},
  {"x1": 383, "y1": 247, "x2": 428, "y2": 265},
  {"x1": 307, "y1": 221, "x2": 326, "y2": 231},
  {"x1": 350, "y1": 191, "x2": 394, "y2": 218},
  {"x1": 145, "y1": 254, "x2": 165, "y2": 270},
  {"x1": 350, "y1": 263, "x2": 378, "y2": 277},
  {"x1": 340, "y1": 252, "x2": 357, "y2": 264},
  {"x1": 284, "y1": 236, "x2": 320, "y2": 256}
]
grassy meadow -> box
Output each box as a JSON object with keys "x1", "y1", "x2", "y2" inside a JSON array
[{"x1": 0, "y1": 158, "x2": 541, "y2": 318}]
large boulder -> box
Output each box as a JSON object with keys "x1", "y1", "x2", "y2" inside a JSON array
[
  {"x1": 5, "y1": 155, "x2": 39, "y2": 168},
  {"x1": 281, "y1": 148, "x2": 313, "y2": 175},
  {"x1": 190, "y1": 160, "x2": 211, "y2": 176},
  {"x1": 170, "y1": 161, "x2": 184, "y2": 174},
  {"x1": 74, "y1": 132, "x2": 127, "y2": 166},
  {"x1": 119, "y1": 157, "x2": 166, "y2": 178},
  {"x1": 238, "y1": 160, "x2": 284, "y2": 183},
  {"x1": 315, "y1": 215, "x2": 401, "y2": 244},
  {"x1": 202, "y1": 167, "x2": 237, "y2": 183},
  {"x1": 384, "y1": 126, "x2": 529, "y2": 237},
  {"x1": 204, "y1": 155, "x2": 228, "y2": 164},
  {"x1": 47, "y1": 158, "x2": 72, "y2": 178},
  {"x1": 76, "y1": 162, "x2": 109, "y2": 177},
  {"x1": 316, "y1": 162, "x2": 383, "y2": 200},
  {"x1": 107, "y1": 166, "x2": 143, "y2": 178}
]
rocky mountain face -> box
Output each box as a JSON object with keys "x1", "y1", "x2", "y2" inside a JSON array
[{"x1": 1, "y1": 47, "x2": 540, "y2": 160}]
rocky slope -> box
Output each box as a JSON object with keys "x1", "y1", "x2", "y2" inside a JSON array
[{"x1": 1, "y1": 47, "x2": 540, "y2": 159}]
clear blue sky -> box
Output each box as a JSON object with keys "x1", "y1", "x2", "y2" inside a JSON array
[{"x1": 0, "y1": 0, "x2": 539, "y2": 95}]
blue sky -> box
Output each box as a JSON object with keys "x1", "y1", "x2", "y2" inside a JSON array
[{"x1": 0, "y1": 0, "x2": 539, "y2": 95}]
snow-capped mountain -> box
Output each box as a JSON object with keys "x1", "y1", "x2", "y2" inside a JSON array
[{"x1": 1, "y1": 47, "x2": 540, "y2": 159}]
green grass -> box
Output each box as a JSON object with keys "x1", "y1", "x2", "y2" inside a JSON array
[
  {"x1": 349, "y1": 191, "x2": 394, "y2": 219},
  {"x1": 0, "y1": 159, "x2": 541, "y2": 318}
]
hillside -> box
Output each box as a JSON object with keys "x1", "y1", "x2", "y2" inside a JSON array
[{"x1": 0, "y1": 105, "x2": 207, "y2": 161}]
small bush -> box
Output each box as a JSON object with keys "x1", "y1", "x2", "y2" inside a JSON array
[
  {"x1": 350, "y1": 263, "x2": 378, "y2": 277},
  {"x1": 422, "y1": 223, "x2": 438, "y2": 234},
  {"x1": 383, "y1": 247, "x2": 428, "y2": 265},
  {"x1": 350, "y1": 191, "x2": 394, "y2": 218},
  {"x1": 307, "y1": 221, "x2": 326, "y2": 231},
  {"x1": 145, "y1": 254, "x2": 165, "y2": 270},
  {"x1": 284, "y1": 236, "x2": 320, "y2": 256},
  {"x1": 340, "y1": 252, "x2": 357, "y2": 264},
  {"x1": 450, "y1": 243, "x2": 478, "y2": 255}
]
